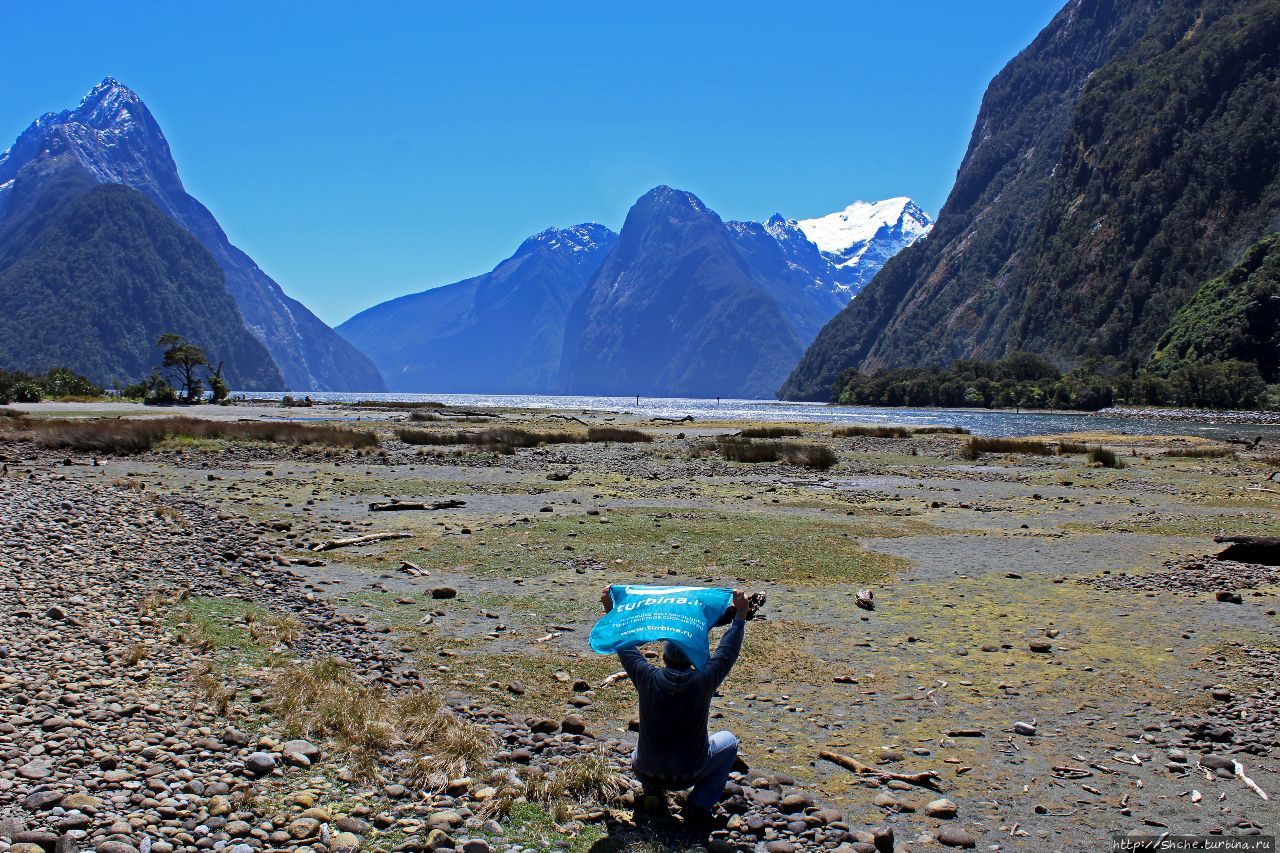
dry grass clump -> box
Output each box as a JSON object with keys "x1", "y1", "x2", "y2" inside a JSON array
[
  {"x1": 585, "y1": 426, "x2": 651, "y2": 443},
  {"x1": 267, "y1": 660, "x2": 495, "y2": 785},
  {"x1": 912, "y1": 425, "x2": 970, "y2": 435},
  {"x1": 121, "y1": 642, "x2": 151, "y2": 666},
  {"x1": 834, "y1": 424, "x2": 969, "y2": 438},
  {"x1": 960, "y1": 436, "x2": 1054, "y2": 460},
  {"x1": 398, "y1": 426, "x2": 649, "y2": 453},
  {"x1": 1088, "y1": 446, "x2": 1125, "y2": 468},
  {"x1": 481, "y1": 750, "x2": 625, "y2": 820},
  {"x1": 1056, "y1": 440, "x2": 1125, "y2": 468},
  {"x1": 739, "y1": 426, "x2": 803, "y2": 438},
  {"x1": 246, "y1": 611, "x2": 303, "y2": 647},
  {"x1": 190, "y1": 661, "x2": 232, "y2": 715},
  {"x1": 718, "y1": 438, "x2": 838, "y2": 470},
  {"x1": 833, "y1": 424, "x2": 911, "y2": 438},
  {"x1": 269, "y1": 657, "x2": 397, "y2": 752},
  {"x1": 1163, "y1": 445, "x2": 1236, "y2": 459},
  {"x1": 32, "y1": 416, "x2": 376, "y2": 455}
]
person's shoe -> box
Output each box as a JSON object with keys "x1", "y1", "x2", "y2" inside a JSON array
[
  {"x1": 681, "y1": 805, "x2": 722, "y2": 837},
  {"x1": 640, "y1": 793, "x2": 669, "y2": 816}
]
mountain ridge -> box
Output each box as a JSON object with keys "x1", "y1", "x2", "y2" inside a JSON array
[
  {"x1": 0, "y1": 78, "x2": 385, "y2": 392},
  {"x1": 781, "y1": 0, "x2": 1280, "y2": 400}
]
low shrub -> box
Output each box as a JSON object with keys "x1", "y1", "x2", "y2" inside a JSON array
[
  {"x1": 1162, "y1": 445, "x2": 1236, "y2": 459},
  {"x1": 1087, "y1": 446, "x2": 1125, "y2": 468},
  {"x1": 1056, "y1": 441, "x2": 1091, "y2": 455},
  {"x1": 719, "y1": 438, "x2": 838, "y2": 470},
  {"x1": 585, "y1": 426, "x2": 651, "y2": 443},
  {"x1": 833, "y1": 424, "x2": 910, "y2": 438},
  {"x1": 398, "y1": 426, "x2": 649, "y2": 449},
  {"x1": 911, "y1": 425, "x2": 970, "y2": 435},
  {"x1": 32, "y1": 416, "x2": 377, "y2": 454},
  {"x1": 739, "y1": 426, "x2": 803, "y2": 438},
  {"x1": 960, "y1": 436, "x2": 1054, "y2": 460}
]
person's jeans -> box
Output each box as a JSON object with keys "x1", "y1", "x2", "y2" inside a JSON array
[{"x1": 687, "y1": 730, "x2": 739, "y2": 810}]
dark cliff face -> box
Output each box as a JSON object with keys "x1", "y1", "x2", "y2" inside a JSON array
[
  {"x1": 783, "y1": 0, "x2": 1280, "y2": 401},
  {"x1": 780, "y1": 0, "x2": 1162, "y2": 399},
  {"x1": 338, "y1": 224, "x2": 618, "y2": 394},
  {"x1": 558, "y1": 187, "x2": 805, "y2": 399},
  {"x1": 0, "y1": 157, "x2": 284, "y2": 390},
  {"x1": 0, "y1": 78, "x2": 385, "y2": 391}
]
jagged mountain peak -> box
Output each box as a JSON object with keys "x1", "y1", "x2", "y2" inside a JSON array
[
  {"x1": 636, "y1": 185, "x2": 714, "y2": 218},
  {"x1": 793, "y1": 197, "x2": 932, "y2": 268},
  {"x1": 518, "y1": 222, "x2": 617, "y2": 257}
]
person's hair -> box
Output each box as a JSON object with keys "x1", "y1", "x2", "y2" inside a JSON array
[{"x1": 663, "y1": 641, "x2": 693, "y2": 670}]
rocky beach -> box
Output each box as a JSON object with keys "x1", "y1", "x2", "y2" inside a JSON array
[{"x1": 0, "y1": 401, "x2": 1277, "y2": 852}]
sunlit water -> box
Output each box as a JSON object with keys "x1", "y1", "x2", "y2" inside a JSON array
[{"x1": 236, "y1": 391, "x2": 1280, "y2": 439}]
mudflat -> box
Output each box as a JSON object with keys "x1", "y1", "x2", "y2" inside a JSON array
[{"x1": 1, "y1": 400, "x2": 1276, "y2": 852}]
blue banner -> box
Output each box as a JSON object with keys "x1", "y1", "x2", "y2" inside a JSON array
[{"x1": 589, "y1": 585, "x2": 733, "y2": 669}]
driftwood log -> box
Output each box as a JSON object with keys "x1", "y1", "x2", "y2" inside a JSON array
[
  {"x1": 1214, "y1": 535, "x2": 1280, "y2": 565},
  {"x1": 651, "y1": 415, "x2": 694, "y2": 423},
  {"x1": 369, "y1": 499, "x2": 466, "y2": 512},
  {"x1": 311, "y1": 531, "x2": 412, "y2": 551},
  {"x1": 818, "y1": 750, "x2": 942, "y2": 790}
]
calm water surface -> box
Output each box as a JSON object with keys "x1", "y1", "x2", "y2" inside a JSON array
[{"x1": 238, "y1": 392, "x2": 1280, "y2": 440}]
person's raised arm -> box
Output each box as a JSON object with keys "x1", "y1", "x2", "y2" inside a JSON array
[
  {"x1": 703, "y1": 589, "x2": 748, "y2": 688},
  {"x1": 603, "y1": 585, "x2": 653, "y2": 686}
]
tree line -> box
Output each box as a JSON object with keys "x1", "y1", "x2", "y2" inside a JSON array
[{"x1": 834, "y1": 352, "x2": 1273, "y2": 412}]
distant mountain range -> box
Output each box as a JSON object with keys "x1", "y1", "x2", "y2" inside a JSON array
[
  {"x1": 342, "y1": 188, "x2": 931, "y2": 397},
  {"x1": 338, "y1": 224, "x2": 617, "y2": 394},
  {"x1": 0, "y1": 78, "x2": 384, "y2": 391},
  {"x1": 0, "y1": 78, "x2": 938, "y2": 399},
  {"x1": 782, "y1": 0, "x2": 1280, "y2": 400}
]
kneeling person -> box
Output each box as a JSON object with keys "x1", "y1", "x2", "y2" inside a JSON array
[{"x1": 600, "y1": 585, "x2": 750, "y2": 823}]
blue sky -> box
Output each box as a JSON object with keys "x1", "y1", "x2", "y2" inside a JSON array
[{"x1": 3, "y1": 1, "x2": 1063, "y2": 325}]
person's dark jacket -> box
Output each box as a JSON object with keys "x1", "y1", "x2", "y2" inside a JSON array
[{"x1": 618, "y1": 616, "x2": 745, "y2": 783}]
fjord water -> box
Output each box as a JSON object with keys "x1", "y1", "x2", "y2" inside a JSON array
[{"x1": 239, "y1": 392, "x2": 1280, "y2": 440}]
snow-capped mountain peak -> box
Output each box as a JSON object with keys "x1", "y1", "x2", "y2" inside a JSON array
[{"x1": 793, "y1": 197, "x2": 932, "y2": 269}]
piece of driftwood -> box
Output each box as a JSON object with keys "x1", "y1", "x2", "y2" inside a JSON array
[
  {"x1": 369, "y1": 499, "x2": 466, "y2": 512},
  {"x1": 1214, "y1": 535, "x2": 1280, "y2": 565},
  {"x1": 1234, "y1": 760, "x2": 1270, "y2": 800},
  {"x1": 818, "y1": 750, "x2": 942, "y2": 790},
  {"x1": 651, "y1": 415, "x2": 694, "y2": 423},
  {"x1": 547, "y1": 414, "x2": 589, "y2": 425},
  {"x1": 600, "y1": 671, "x2": 630, "y2": 687},
  {"x1": 311, "y1": 531, "x2": 411, "y2": 551}
]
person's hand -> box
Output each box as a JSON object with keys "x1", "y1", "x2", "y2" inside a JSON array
[
  {"x1": 732, "y1": 589, "x2": 750, "y2": 618},
  {"x1": 600, "y1": 585, "x2": 614, "y2": 613}
]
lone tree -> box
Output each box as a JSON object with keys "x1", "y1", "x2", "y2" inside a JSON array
[{"x1": 158, "y1": 334, "x2": 208, "y2": 403}]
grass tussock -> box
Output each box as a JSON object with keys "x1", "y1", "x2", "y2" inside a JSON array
[
  {"x1": 270, "y1": 657, "x2": 397, "y2": 751},
  {"x1": 585, "y1": 426, "x2": 651, "y2": 443},
  {"x1": 960, "y1": 436, "x2": 1054, "y2": 460},
  {"x1": 833, "y1": 424, "x2": 911, "y2": 438},
  {"x1": 739, "y1": 426, "x2": 803, "y2": 438},
  {"x1": 1088, "y1": 446, "x2": 1125, "y2": 468},
  {"x1": 398, "y1": 425, "x2": 651, "y2": 453},
  {"x1": 482, "y1": 750, "x2": 625, "y2": 820},
  {"x1": 718, "y1": 438, "x2": 838, "y2": 470},
  {"x1": 912, "y1": 425, "x2": 970, "y2": 435},
  {"x1": 834, "y1": 424, "x2": 970, "y2": 438},
  {"x1": 245, "y1": 610, "x2": 303, "y2": 647},
  {"x1": 1056, "y1": 440, "x2": 1126, "y2": 468},
  {"x1": 1163, "y1": 445, "x2": 1237, "y2": 459},
  {"x1": 189, "y1": 660, "x2": 233, "y2": 715},
  {"x1": 269, "y1": 658, "x2": 495, "y2": 785},
  {"x1": 31, "y1": 416, "x2": 377, "y2": 455}
]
